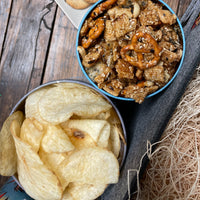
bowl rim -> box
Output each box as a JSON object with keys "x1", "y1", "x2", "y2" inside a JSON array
[
  {"x1": 10, "y1": 79, "x2": 127, "y2": 185},
  {"x1": 76, "y1": 0, "x2": 186, "y2": 101}
]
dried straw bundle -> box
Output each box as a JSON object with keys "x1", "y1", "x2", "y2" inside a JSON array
[{"x1": 131, "y1": 65, "x2": 200, "y2": 200}]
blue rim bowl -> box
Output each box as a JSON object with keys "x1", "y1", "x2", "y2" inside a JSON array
[{"x1": 76, "y1": 0, "x2": 186, "y2": 101}]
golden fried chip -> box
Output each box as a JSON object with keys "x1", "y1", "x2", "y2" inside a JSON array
[
  {"x1": 108, "y1": 108, "x2": 121, "y2": 124},
  {"x1": 39, "y1": 150, "x2": 68, "y2": 169},
  {"x1": 25, "y1": 87, "x2": 50, "y2": 124},
  {"x1": 62, "y1": 191, "x2": 73, "y2": 200},
  {"x1": 20, "y1": 118, "x2": 44, "y2": 152},
  {"x1": 64, "y1": 182, "x2": 107, "y2": 200},
  {"x1": 56, "y1": 147, "x2": 119, "y2": 185},
  {"x1": 38, "y1": 84, "x2": 112, "y2": 124},
  {"x1": 109, "y1": 125, "x2": 121, "y2": 158},
  {"x1": 39, "y1": 150, "x2": 69, "y2": 190},
  {"x1": 0, "y1": 111, "x2": 24, "y2": 176},
  {"x1": 97, "y1": 122, "x2": 110, "y2": 148},
  {"x1": 74, "y1": 110, "x2": 111, "y2": 120},
  {"x1": 64, "y1": 127, "x2": 96, "y2": 149},
  {"x1": 61, "y1": 119, "x2": 110, "y2": 148},
  {"x1": 41, "y1": 125, "x2": 74, "y2": 153},
  {"x1": 10, "y1": 120, "x2": 63, "y2": 200},
  {"x1": 108, "y1": 108, "x2": 126, "y2": 144}
]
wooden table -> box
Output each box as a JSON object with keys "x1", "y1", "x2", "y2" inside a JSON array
[{"x1": 0, "y1": 0, "x2": 192, "y2": 189}]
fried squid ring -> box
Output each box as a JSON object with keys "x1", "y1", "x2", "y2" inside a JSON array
[
  {"x1": 90, "y1": 0, "x2": 117, "y2": 18},
  {"x1": 82, "y1": 17, "x2": 105, "y2": 49},
  {"x1": 120, "y1": 32, "x2": 162, "y2": 70}
]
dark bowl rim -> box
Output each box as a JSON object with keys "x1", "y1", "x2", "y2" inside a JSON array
[
  {"x1": 76, "y1": 0, "x2": 186, "y2": 101},
  {"x1": 10, "y1": 79, "x2": 127, "y2": 185}
]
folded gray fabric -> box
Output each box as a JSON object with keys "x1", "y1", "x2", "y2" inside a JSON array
[{"x1": 101, "y1": 0, "x2": 200, "y2": 199}]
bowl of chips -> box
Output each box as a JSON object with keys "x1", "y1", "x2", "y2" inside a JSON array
[
  {"x1": 76, "y1": 0, "x2": 185, "y2": 103},
  {"x1": 0, "y1": 80, "x2": 127, "y2": 200}
]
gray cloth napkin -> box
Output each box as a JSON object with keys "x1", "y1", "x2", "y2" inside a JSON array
[{"x1": 101, "y1": 0, "x2": 200, "y2": 199}]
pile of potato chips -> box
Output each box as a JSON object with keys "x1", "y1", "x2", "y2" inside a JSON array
[{"x1": 0, "y1": 82, "x2": 126, "y2": 200}]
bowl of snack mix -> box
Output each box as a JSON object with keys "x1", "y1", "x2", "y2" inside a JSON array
[{"x1": 76, "y1": 0, "x2": 185, "y2": 103}]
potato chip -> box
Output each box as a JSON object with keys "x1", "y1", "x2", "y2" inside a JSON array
[
  {"x1": 108, "y1": 108, "x2": 126, "y2": 145},
  {"x1": 108, "y1": 108, "x2": 121, "y2": 125},
  {"x1": 64, "y1": 128, "x2": 97, "y2": 149},
  {"x1": 109, "y1": 125, "x2": 121, "y2": 158},
  {"x1": 56, "y1": 147, "x2": 119, "y2": 185},
  {"x1": 20, "y1": 118, "x2": 44, "y2": 152},
  {"x1": 61, "y1": 119, "x2": 110, "y2": 148},
  {"x1": 38, "y1": 84, "x2": 112, "y2": 124},
  {"x1": 73, "y1": 110, "x2": 111, "y2": 120},
  {"x1": 97, "y1": 122, "x2": 110, "y2": 148},
  {"x1": 39, "y1": 150, "x2": 68, "y2": 169},
  {"x1": 10, "y1": 120, "x2": 63, "y2": 200},
  {"x1": 95, "y1": 110, "x2": 111, "y2": 120},
  {"x1": 25, "y1": 87, "x2": 50, "y2": 124},
  {"x1": 41, "y1": 125, "x2": 74, "y2": 153},
  {"x1": 0, "y1": 111, "x2": 24, "y2": 176},
  {"x1": 64, "y1": 182, "x2": 107, "y2": 200},
  {"x1": 39, "y1": 150, "x2": 70, "y2": 190},
  {"x1": 62, "y1": 191, "x2": 74, "y2": 200}
]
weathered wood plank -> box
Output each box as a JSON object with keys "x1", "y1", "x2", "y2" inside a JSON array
[
  {"x1": 0, "y1": 0, "x2": 57, "y2": 188},
  {"x1": 0, "y1": 0, "x2": 57, "y2": 130},
  {"x1": 0, "y1": 1, "x2": 12, "y2": 58},
  {"x1": 0, "y1": 0, "x2": 13, "y2": 189},
  {"x1": 28, "y1": 1, "x2": 57, "y2": 91},
  {"x1": 163, "y1": 0, "x2": 180, "y2": 13},
  {"x1": 177, "y1": 0, "x2": 192, "y2": 18},
  {"x1": 42, "y1": 7, "x2": 87, "y2": 84}
]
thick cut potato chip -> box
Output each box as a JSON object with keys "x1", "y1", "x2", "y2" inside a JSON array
[
  {"x1": 41, "y1": 125, "x2": 74, "y2": 153},
  {"x1": 0, "y1": 111, "x2": 24, "y2": 176},
  {"x1": 61, "y1": 119, "x2": 110, "y2": 148},
  {"x1": 20, "y1": 118, "x2": 44, "y2": 152},
  {"x1": 10, "y1": 120, "x2": 63, "y2": 200},
  {"x1": 38, "y1": 84, "x2": 112, "y2": 124},
  {"x1": 56, "y1": 147, "x2": 119, "y2": 185},
  {"x1": 64, "y1": 182, "x2": 107, "y2": 200}
]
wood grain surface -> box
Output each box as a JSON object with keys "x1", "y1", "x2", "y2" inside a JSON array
[{"x1": 0, "y1": 0, "x2": 192, "y2": 189}]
